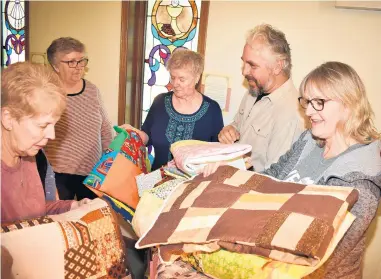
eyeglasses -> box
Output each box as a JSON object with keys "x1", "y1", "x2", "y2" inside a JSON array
[
  {"x1": 298, "y1": 97, "x2": 331, "y2": 111},
  {"x1": 60, "y1": 58, "x2": 89, "y2": 68}
]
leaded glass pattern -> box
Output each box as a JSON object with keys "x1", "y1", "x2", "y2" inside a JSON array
[
  {"x1": 142, "y1": 0, "x2": 202, "y2": 123},
  {"x1": 1, "y1": 0, "x2": 26, "y2": 67}
]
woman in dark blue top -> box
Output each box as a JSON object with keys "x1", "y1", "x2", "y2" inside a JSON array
[
  {"x1": 127, "y1": 49, "x2": 224, "y2": 171},
  {"x1": 142, "y1": 91, "x2": 223, "y2": 170}
]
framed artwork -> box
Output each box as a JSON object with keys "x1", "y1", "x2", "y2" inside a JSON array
[{"x1": 201, "y1": 73, "x2": 231, "y2": 113}]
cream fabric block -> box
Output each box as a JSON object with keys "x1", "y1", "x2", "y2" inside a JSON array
[
  {"x1": 297, "y1": 185, "x2": 354, "y2": 201},
  {"x1": 180, "y1": 181, "x2": 210, "y2": 209},
  {"x1": 2, "y1": 223, "x2": 66, "y2": 279},
  {"x1": 223, "y1": 169, "x2": 254, "y2": 186},
  {"x1": 271, "y1": 213, "x2": 314, "y2": 251}
]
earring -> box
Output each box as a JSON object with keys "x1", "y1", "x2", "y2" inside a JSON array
[{"x1": 4, "y1": 125, "x2": 12, "y2": 131}]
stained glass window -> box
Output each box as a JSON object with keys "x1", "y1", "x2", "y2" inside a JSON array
[
  {"x1": 1, "y1": 0, "x2": 27, "y2": 67},
  {"x1": 142, "y1": 0, "x2": 202, "y2": 123}
]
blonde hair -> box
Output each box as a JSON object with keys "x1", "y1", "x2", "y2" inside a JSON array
[
  {"x1": 166, "y1": 48, "x2": 204, "y2": 77},
  {"x1": 1, "y1": 62, "x2": 66, "y2": 120},
  {"x1": 47, "y1": 37, "x2": 85, "y2": 66},
  {"x1": 246, "y1": 24, "x2": 292, "y2": 77},
  {"x1": 300, "y1": 61, "x2": 380, "y2": 144}
]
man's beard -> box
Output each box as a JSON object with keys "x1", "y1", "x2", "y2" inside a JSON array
[{"x1": 245, "y1": 75, "x2": 265, "y2": 96}]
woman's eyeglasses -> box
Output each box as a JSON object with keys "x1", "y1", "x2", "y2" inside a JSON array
[
  {"x1": 298, "y1": 97, "x2": 331, "y2": 111},
  {"x1": 60, "y1": 58, "x2": 89, "y2": 68}
]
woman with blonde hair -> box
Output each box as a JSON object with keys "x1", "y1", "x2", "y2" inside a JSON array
[
  {"x1": 180, "y1": 61, "x2": 381, "y2": 278},
  {"x1": 261, "y1": 61, "x2": 381, "y2": 278},
  {"x1": 1, "y1": 62, "x2": 88, "y2": 223}
]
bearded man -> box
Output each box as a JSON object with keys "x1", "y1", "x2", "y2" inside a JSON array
[{"x1": 218, "y1": 24, "x2": 305, "y2": 171}]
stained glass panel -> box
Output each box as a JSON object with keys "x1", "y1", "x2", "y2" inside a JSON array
[
  {"x1": 141, "y1": 0, "x2": 202, "y2": 124},
  {"x1": 1, "y1": 0, "x2": 27, "y2": 67}
]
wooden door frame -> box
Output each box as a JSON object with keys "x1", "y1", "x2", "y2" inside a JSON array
[{"x1": 118, "y1": 0, "x2": 210, "y2": 127}]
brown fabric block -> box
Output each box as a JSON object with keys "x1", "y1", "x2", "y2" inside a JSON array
[
  {"x1": 138, "y1": 209, "x2": 188, "y2": 247},
  {"x1": 280, "y1": 194, "x2": 343, "y2": 224},
  {"x1": 256, "y1": 180, "x2": 305, "y2": 194},
  {"x1": 81, "y1": 208, "x2": 105, "y2": 223},
  {"x1": 296, "y1": 218, "x2": 334, "y2": 259},
  {"x1": 170, "y1": 182, "x2": 200, "y2": 211},
  {"x1": 255, "y1": 211, "x2": 290, "y2": 247},
  {"x1": 64, "y1": 242, "x2": 97, "y2": 279},
  {"x1": 345, "y1": 189, "x2": 359, "y2": 210},
  {"x1": 207, "y1": 209, "x2": 277, "y2": 243},
  {"x1": 1, "y1": 216, "x2": 54, "y2": 233},
  {"x1": 192, "y1": 165, "x2": 239, "y2": 184},
  {"x1": 191, "y1": 184, "x2": 246, "y2": 209},
  {"x1": 240, "y1": 173, "x2": 271, "y2": 191}
]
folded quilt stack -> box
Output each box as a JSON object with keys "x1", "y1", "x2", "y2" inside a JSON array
[{"x1": 170, "y1": 140, "x2": 252, "y2": 175}]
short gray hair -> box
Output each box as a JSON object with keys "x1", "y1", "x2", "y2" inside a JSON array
[
  {"x1": 166, "y1": 48, "x2": 204, "y2": 77},
  {"x1": 47, "y1": 37, "x2": 85, "y2": 66},
  {"x1": 246, "y1": 24, "x2": 292, "y2": 77}
]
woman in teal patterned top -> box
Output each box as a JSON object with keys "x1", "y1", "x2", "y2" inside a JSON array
[{"x1": 130, "y1": 49, "x2": 224, "y2": 171}]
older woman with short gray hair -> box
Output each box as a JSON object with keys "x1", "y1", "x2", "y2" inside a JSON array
[
  {"x1": 45, "y1": 37, "x2": 113, "y2": 200},
  {"x1": 126, "y1": 48, "x2": 224, "y2": 171}
]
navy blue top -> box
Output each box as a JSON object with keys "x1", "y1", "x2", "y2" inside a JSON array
[{"x1": 142, "y1": 92, "x2": 224, "y2": 171}]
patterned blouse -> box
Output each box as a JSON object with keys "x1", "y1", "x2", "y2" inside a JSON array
[{"x1": 142, "y1": 92, "x2": 224, "y2": 170}]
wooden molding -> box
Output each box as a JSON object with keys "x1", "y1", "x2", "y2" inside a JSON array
[
  {"x1": 129, "y1": 1, "x2": 147, "y2": 128},
  {"x1": 117, "y1": 1, "x2": 129, "y2": 125},
  {"x1": 335, "y1": 1, "x2": 381, "y2": 11},
  {"x1": 196, "y1": 1, "x2": 210, "y2": 92}
]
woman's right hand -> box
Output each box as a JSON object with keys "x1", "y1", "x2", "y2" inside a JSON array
[{"x1": 119, "y1": 124, "x2": 149, "y2": 145}]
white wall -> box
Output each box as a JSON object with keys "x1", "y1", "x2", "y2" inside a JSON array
[
  {"x1": 29, "y1": 1, "x2": 121, "y2": 125},
  {"x1": 204, "y1": 1, "x2": 381, "y2": 130}
]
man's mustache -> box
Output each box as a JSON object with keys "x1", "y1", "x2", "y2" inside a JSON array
[{"x1": 245, "y1": 76, "x2": 257, "y2": 82}]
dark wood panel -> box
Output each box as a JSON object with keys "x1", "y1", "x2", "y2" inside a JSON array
[
  {"x1": 129, "y1": 1, "x2": 147, "y2": 128},
  {"x1": 117, "y1": 1, "x2": 129, "y2": 125}
]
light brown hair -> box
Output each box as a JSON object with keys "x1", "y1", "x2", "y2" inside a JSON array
[{"x1": 1, "y1": 62, "x2": 66, "y2": 120}]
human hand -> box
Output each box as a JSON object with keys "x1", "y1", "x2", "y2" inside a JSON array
[
  {"x1": 198, "y1": 161, "x2": 222, "y2": 178},
  {"x1": 218, "y1": 125, "x2": 240, "y2": 144},
  {"x1": 243, "y1": 154, "x2": 253, "y2": 170},
  {"x1": 70, "y1": 198, "x2": 92, "y2": 210},
  {"x1": 119, "y1": 124, "x2": 136, "y2": 131},
  {"x1": 119, "y1": 124, "x2": 149, "y2": 144}
]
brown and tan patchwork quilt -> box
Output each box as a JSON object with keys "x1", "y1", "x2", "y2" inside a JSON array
[
  {"x1": 136, "y1": 166, "x2": 358, "y2": 266},
  {"x1": 1, "y1": 199, "x2": 128, "y2": 279}
]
